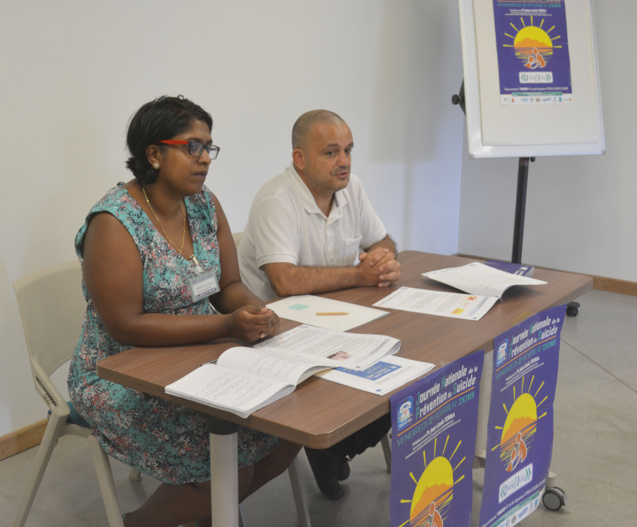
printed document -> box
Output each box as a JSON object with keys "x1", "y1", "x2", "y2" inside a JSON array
[
  {"x1": 165, "y1": 348, "x2": 333, "y2": 418},
  {"x1": 165, "y1": 325, "x2": 401, "y2": 417},
  {"x1": 317, "y1": 355, "x2": 435, "y2": 395},
  {"x1": 422, "y1": 262, "x2": 546, "y2": 298},
  {"x1": 255, "y1": 324, "x2": 401, "y2": 370},
  {"x1": 373, "y1": 287, "x2": 499, "y2": 321}
]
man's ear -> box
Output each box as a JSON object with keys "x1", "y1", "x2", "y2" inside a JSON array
[
  {"x1": 146, "y1": 144, "x2": 162, "y2": 168},
  {"x1": 292, "y1": 148, "x2": 305, "y2": 173}
]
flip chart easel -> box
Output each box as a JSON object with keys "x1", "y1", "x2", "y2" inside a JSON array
[
  {"x1": 454, "y1": 0, "x2": 604, "y2": 316},
  {"x1": 457, "y1": 0, "x2": 604, "y2": 159}
]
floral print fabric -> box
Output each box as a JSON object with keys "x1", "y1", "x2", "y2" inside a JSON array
[{"x1": 68, "y1": 183, "x2": 280, "y2": 484}]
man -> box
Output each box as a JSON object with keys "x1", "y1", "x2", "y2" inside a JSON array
[{"x1": 238, "y1": 110, "x2": 401, "y2": 500}]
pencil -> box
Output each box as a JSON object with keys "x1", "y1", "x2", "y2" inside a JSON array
[{"x1": 316, "y1": 312, "x2": 349, "y2": 316}]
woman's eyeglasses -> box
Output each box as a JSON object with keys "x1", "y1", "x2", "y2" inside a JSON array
[{"x1": 157, "y1": 139, "x2": 220, "y2": 159}]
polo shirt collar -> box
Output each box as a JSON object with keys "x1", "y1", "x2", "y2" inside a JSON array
[{"x1": 288, "y1": 163, "x2": 348, "y2": 220}]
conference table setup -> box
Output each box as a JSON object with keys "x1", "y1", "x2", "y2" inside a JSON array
[{"x1": 97, "y1": 250, "x2": 592, "y2": 525}]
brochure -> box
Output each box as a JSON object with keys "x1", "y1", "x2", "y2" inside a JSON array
[
  {"x1": 165, "y1": 325, "x2": 401, "y2": 418},
  {"x1": 316, "y1": 355, "x2": 435, "y2": 395},
  {"x1": 422, "y1": 262, "x2": 546, "y2": 299}
]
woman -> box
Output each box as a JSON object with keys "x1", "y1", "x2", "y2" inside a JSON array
[{"x1": 68, "y1": 95, "x2": 300, "y2": 527}]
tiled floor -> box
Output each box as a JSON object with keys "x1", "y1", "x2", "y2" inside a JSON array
[{"x1": 1, "y1": 289, "x2": 635, "y2": 526}]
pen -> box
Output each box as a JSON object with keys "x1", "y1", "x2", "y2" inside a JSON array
[{"x1": 316, "y1": 312, "x2": 349, "y2": 316}]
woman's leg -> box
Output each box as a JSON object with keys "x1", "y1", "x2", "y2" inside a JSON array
[
  {"x1": 123, "y1": 441, "x2": 300, "y2": 526},
  {"x1": 239, "y1": 440, "x2": 301, "y2": 502},
  {"x1": 196, "y1": 441, "x2": 300, "y2": 526},
  {"x1": 123, "y1": 480, "x2": 211, "y2": 527}
]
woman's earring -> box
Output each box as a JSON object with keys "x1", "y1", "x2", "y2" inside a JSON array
[{"x1": 153, "y1": 163, "x2": 160, "y2": 169}]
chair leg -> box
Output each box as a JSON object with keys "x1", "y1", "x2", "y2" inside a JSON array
[
  {"x1": 11, "y1": 414, "x2": 68, "y2": 527},
  {"x1": 87, "y1": 434, "x2": 124, "y2": 527},
  {"x1": 287, "y1": 456, "x2": 311, "y2": 527},
  {"x1": 128, "y1": 469, "x2": 142, "y2": 481},
  {"x1": 381, "y1": 433, "x2": 392, "y2": 473}
]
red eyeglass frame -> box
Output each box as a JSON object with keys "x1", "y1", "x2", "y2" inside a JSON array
[{"x1": 156, "y1": 139, "x2": 220, "y2": 159}]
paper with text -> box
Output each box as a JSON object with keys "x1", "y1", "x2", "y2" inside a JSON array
[
  {"x1": 255, "y1": 324, "x2": 401, "y2": 370},
  {"x1": 422, "y1": 262, "x2": 546, "y2": 299},
  {"x1": 317, "y1": 355, "x2": 435, "y2": 395},
  {"x1": 373, "y1": 287, "x2": 499, "y2": 321}
]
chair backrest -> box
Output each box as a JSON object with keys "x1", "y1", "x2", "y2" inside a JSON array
[
  {"x1": 13, "y1": 261, "x2": 85, "y2": 401},
  {"x1": 232, "y1": 231, "x2": 243, "y2": 248}
]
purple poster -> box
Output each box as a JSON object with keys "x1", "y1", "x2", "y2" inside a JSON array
[
  {"x1": 390, "y1": 350, "x2": 484, "y2": 527},
  {"x1": 493, "y1": 0, "x2": 572, "y2": 104},
  {"x1": 479, "y1": 304, "x2": 566, "y2": 527}
]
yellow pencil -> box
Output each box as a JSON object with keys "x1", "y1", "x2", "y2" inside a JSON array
[{"x1": 316, "y1": 312, "x2": 349, "y2": 316}]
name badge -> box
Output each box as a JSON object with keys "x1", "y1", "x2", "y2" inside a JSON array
[{"x1": 188, "y1": 271, "x2": 219, "y2": 302}]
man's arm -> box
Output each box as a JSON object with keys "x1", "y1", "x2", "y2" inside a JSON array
[{"x1": 264, "y1": 233, "x2": 401, "y2": 297}]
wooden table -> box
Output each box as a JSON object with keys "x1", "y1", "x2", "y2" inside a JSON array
[{"x1": 97, "y1": 251, "x2": 592, "y2": 525}]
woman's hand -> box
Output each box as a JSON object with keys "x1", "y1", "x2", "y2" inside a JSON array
[{"x1": 224, "y1": 306, "x2": 280, "y2": 343}]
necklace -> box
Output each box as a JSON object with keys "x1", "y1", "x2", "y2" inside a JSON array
[{"x1": 142, "y1": 186, "x2": 187, "y2": 255}]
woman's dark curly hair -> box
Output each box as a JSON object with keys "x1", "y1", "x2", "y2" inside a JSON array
[{"x1": 125, "y1": 95, "x2": 213, "y2": 184}]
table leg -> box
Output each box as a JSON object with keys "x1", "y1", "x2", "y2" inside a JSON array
[
  {"x1": 475, "y1": 350, "x2": 493, "y2": 467},
  {"x1": 207, "y1": 418, "x2": 238, "y2": 526}
]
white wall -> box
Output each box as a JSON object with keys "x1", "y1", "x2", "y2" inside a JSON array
[
  {"x1": 1, "y1": 1, "x2": 464, "y2": 436},
  {"x1": 458, "y1": 1, "x2": 637, "y2": 282}
]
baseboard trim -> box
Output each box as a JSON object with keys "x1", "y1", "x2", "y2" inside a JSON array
[
  {"x1": 590, "y1": 275, "x2": 637, "y2": 296},
  {"x1": 457, "y1": 254, "x2": 637, "y2": 296},
  {"x1": 0, "y1": 420, "x2": 47, "y2": 461}
]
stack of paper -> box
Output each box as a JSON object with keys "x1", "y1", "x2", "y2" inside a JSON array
[
  {"x1": 373, "y1": 262, "x2": 547, "y2": 321},
  {"x1": 165, "y1": 325, "x2": 405, "y2": 417}
]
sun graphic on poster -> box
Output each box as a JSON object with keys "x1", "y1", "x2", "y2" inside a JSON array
[
  {"x1": 492, "y1": 375, "x2": 548, "y2": 470},
  {"x1": 502, "y1": 16, "x2": 563, "y2": 68},
  {"x1": 398, "y1": 435, "x2": 466, "y2": 527}
]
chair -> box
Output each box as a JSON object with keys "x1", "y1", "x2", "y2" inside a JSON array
[
  {"x1": 381, "y1": 434, "x2": 392, "y2": 473},
  {"x1": 12, "y1": 260, "x2": 138, "y2": 527},
  {"x1": 232, "y1": 230, "x2": 244, "y2": 248}
]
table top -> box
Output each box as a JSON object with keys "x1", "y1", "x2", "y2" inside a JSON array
[{"x1": 97, "y1": 251, "x2": 592, "y2": 448}]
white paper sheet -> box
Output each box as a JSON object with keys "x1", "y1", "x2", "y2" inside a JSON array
[
  {"x1": 267, "y1": 295, "x2": 389, "y2": 331},
  {"x1": 373, "y1": 287, "x2": 499, "y2": 321},
  {"x1": 255, "y1": 324, "x2": 400, "y2": 370},
  {"x1": 422, "y1": 262, "x2": 546, "y2": 298}
]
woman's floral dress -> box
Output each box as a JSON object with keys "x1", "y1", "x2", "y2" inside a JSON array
[{"x1": 68, "y1": 183, "x2": 280, "y2": 484}]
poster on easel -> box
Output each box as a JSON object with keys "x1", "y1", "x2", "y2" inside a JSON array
[
  {"x1": 479, "y1": 304, "x2": 566, "y2": 527},
  {"x1": 458, "y1": 0, "x2": 604, "y2": 156},
  {"x1": 390, "y1": 350, "x2": 484, "y2": 527},
  {"x1": 493, "y1": 0, "x2": 572, "y2": 104}
]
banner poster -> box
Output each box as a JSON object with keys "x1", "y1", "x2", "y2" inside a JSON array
[
  {"x1": 479, "y1": 304, "x2": 566, "y2": 527},
  {"x1": 390, "y1": 350, "x2": 484, "y2": 527},
  {"x1": 493, "y1": 0, "x2": 572, "y2": 104}
]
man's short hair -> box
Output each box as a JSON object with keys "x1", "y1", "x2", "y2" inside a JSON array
[{"x1": 291, "y1": 110, "x2": 346, "y2": 150}]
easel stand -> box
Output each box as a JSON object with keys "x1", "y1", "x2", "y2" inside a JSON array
[
  {"x1": 512, "y1": 157, "x2": 532, "y2": 265},
  {"x1": 452, "y1": 86, "x2": 579, "y2": 317},
  {"x1": 510, "y1": 157, "x2": 580, "y2": 317}
]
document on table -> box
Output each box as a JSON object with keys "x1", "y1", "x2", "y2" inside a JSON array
[
  {"x1": 373, "y1": 286, "x2": 499, "y2": 321},
  {"x1": 316, "y1": 355, "x2": 435, "y2": 395},
  {"x1": 255, "y1": 324, "x2": 401, "y2": 370},
  {"x1": 267, "y1": 294, "x2": 389, "y2": 332},
  {"x1": 165, "y1": 325, "x2": 400, "y2": 417},
  {"x1": 165, "y1": 347, "x2": 334, "y2": 418},
  {"x1": 422, "y1": 262, "x2": 546, "y2": 299}
]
